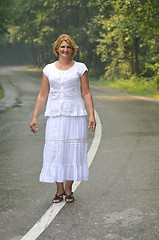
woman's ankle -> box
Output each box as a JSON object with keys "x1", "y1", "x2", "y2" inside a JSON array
[
  {"x1": 65, "y1": 180, "x2": 74, "y2": 195},
  {"x1": 56, "y1": 182, "x2": 64, "y2": 195}
]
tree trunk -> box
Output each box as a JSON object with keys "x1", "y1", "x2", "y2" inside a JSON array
[
  {"x1": 122, "y1": 33, "x2": 131, "y2": 74},
  {"x1": 133, "y1": 35, "x2": 139, "y2": 75},
  {"x1": 30, "y1": 39, "x2": 37, "y2": 66}
]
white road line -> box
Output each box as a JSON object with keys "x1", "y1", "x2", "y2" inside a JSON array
[{"x1": 21, "y1": 110, "x2": 102, "y2": 240}]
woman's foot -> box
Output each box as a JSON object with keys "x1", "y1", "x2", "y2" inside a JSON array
[
  {"x1": 65, "y1": 180, "x2": 74, "y2": 203},
  {"x1": 53, "y1": 182, "x2": 65, "y2": 203},
  {"x1": 52, "y1": 192, "x2": 65, "y2": 203},
  {"x1": 65, "y1": 192, "x2": 74, "y2": 203}
]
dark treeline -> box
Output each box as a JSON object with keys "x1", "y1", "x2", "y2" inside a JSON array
[{"x1": 0, "y1": 0, "x2": 159, "y2": 83}]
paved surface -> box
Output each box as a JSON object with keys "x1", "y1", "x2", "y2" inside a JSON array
[{"x1": 0, "y1": 66, "x2": 159, "y2": 240}]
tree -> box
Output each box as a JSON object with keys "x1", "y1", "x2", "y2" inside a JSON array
[
  {"x1": 0, "y1": 0, "x2": 12, "y2": 42},
  {"x1": 89, "y1": 0, "x2": 159, "y2": 78},
  {"x1": 9, "y1": 0, "x2": 98, "y2": 68}
]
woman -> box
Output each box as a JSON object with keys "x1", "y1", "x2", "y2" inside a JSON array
[{"x1": 30, "y1": 34, "x2": 96, "y2": 203}]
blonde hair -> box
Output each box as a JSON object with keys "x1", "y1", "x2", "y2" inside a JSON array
[{"x1": 53, "y1": 34, "x2": 78, "y2": 57}]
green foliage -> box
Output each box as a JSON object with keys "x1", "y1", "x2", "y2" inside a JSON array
[
  {"x1": 1, "y1": 0, "x2": 159, "y2": 87},
  {"x1": 7, "y1": 0, "x2": 98, "y2": 68},
  {"x1": 90, "y1": 75, "x2": 159, "y2": 98},
  {"x1": 152, "y1": 63, "x2": 159, "y2": 89},
  {"x1": 0, "y1": 82, "x2": 4, "y2": 100},
  {"x1": 142, "y1": 63, "x2": 157, "y2": 78},
  {"x1": 0, "y1": 0, "x2": 13, "y2": 43},
  {"x1": 89, "y1": 0, "x2": 159, "y2": 79}
]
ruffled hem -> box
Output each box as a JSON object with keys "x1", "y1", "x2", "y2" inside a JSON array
[
  {"x1": 39, "y1": 165, "x2": 89, "y2": 183},
  {"x1": 44, "y1": 100, "x2": 87, "y2": 117}
]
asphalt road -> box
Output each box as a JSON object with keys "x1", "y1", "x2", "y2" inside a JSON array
[{"x1": 0, "y1": 66, "x2": 159, "y2": 240}]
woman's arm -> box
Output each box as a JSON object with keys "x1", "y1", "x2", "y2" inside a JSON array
[
  {"x1": 30, "y1": 73, "x2": 50, "y2": 134},
  {"x1": 80, "y1": 71, "x2": 96, "y2": 132}
]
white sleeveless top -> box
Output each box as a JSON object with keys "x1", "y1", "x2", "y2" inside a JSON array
[{"x1": 43, "y1": 61, "x2": 88, "y2": 117}]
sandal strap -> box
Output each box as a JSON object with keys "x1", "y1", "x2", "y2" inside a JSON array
[
  {"x1": 53, "y1": 193, "x2": 64, "y2": 201},
  {"x1": 65, "y1": 192, "x2": 74, "y2": 200}
]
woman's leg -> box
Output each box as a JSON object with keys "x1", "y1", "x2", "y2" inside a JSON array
[
  {"x1": 53, "y1": 182, "x2": 65, "y2": 203},
  {"x1": 56, "y1": 182, "x2": 65, "y2": 194}
]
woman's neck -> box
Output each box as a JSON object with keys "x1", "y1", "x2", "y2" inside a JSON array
[
  {"x1": 55, "y1": 57, "x2": 75, "y2": 70},
  {"x1": 58, "y1": 57, "x2": 72, "y2": 66}
]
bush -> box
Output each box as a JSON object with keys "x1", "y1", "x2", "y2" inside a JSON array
[
  {"x1": 0, "y1": 82, "x2": 4, "y2": 99},
  {"x1": 90, "y1": 75, "x2": 159, "y2": 98}
]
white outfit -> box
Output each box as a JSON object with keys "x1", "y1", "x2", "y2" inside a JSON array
[{"x1": 39, "y1": 61, "x2": 89, "y2": 183}]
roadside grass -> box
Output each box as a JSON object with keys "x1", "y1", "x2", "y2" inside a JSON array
[
  {"x1": 9, "y1": 65, "x2": 159, "y2": 100},
  {"x1": 0, "y1": 82, "x2": 4, "y2": 100},
  {"x1": 27, "y1": 66, "x2": 42, "y2": 71},
  {"x1": 90, "y1": 76, "x2": 159, "y2": 99}
]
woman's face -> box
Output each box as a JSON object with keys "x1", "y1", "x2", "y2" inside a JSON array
[{"x1": 57, "y1": 41, "x2": 73, "y2": 59}]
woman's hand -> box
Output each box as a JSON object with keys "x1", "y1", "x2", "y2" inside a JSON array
[
  {"x1": 30, "y1": 73, "x2": 49, "y2": 134},
  {"x1": 30, "y1": 117, "x2": 38, "y2": 134},
  {"x1": 88, "y1": 115, "x2": 96, "y2": 132},
  {"x1": 80, "y1": 71, "x2": 96, "y2": 133}
]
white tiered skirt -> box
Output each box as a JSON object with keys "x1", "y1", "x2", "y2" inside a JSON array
[{"x1": 39, "y1": 116, "x2": 88, "y2": 183}]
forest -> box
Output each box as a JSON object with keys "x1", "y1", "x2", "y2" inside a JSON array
[{"x1": 0, "y1": 0, "x2": 159, "y2": 94}]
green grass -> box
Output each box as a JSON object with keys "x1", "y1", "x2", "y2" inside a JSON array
[
  {"x1": 0, "y1": 83, "x2": 4, "y2": 100},
  {"x1": 27, "y1": 66, "x2": 43, "y2": 71},
  {"x1": 90, "y1": 76, "x2": 159, "y2": 99}
]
